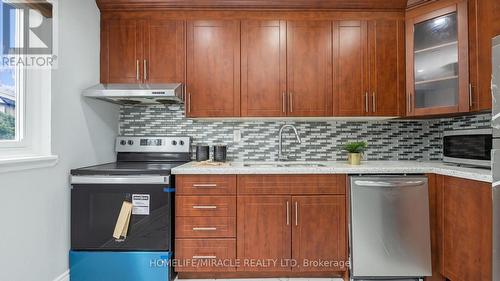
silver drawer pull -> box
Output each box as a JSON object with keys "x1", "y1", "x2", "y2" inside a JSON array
[
  {"x1": 192, "y1": 205, "x2": 217, "y2": 209},
  {"x1": 192, "y1": 227, "x2": 217, "y2": 231},
  {"x1": 192, "y1": 255, "x2": 216, "y2": 259},
  {"x1": 192, "y1": 184, "x2": 217, "y2": 188}
]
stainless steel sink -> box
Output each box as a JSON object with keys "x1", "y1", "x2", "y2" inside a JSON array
[{"x1": 242, "y1": 163, "x2": 327, "y2": 168}]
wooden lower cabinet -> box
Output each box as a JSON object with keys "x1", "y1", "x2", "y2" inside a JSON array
[
  {"x1": 426, "y1": 174, "x2": 492, "y2": 281},
  {"x1": 175, "y1": 239, "x2": 236, "y2": 272},
  {"x1": 292, "y1": 196, "x2": 347, "y2": 272},
  {"x1": 237, "y1": 195, "x2": 347, "y2": 273},
  {"x1": 237, "y1": 196, "x2": 292, "y2": 272},
  {"x1": 441, "y1": 176, "x2": 492, "y2": 281},
  {"x1": 176, "y1": 174, "x2": 348, "y2": 279}
]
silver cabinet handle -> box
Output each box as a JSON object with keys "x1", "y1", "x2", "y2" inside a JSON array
[
  {"x1": 295, "y1": 201, "x2": 298, "y2": 226},
  {"x1": 286, "y1": 201, "x2": 290, "y2": 226},
  {"x1": 192, "y1": 205, "x2": 217, "y2": 209},
  {"x1": 192, "y1": 183, "x2": 217, "y2": 188},
  {"x1": 136, "y1": 60, "x2": 140, "y2": 81},
  {"x1": 193, "y1": 255, "x2": 216, "y2": 259},
  {"x1": 365, "y1": 92, "x2": 369, "y2": 112},
  {"x1": 469, "y1": 83, "x2": 473, "y2": 108},
  {"x1": 282, "y1": 92, "x2": 286, "y2": 113},
  {"x1": 192, "y1": 227, "x2": 217, "y2": 231},
  {"x1": 289, "y1": 92, "x2": 293, "y2": 112},
  {"x1": 188, "y1": 93, "x2": 192, "y2": 113},
  {"x1": 143, "y1": 60, "x2": 148, "y2": 81},
  {"x1": 372, "y1": 92, "x2": 376, "y2": 113},
  {"x1": 407, "y1": 92, "x2": 412, "y2": 113}
]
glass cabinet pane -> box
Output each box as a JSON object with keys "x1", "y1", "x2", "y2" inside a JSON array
[{"x1": 413, "y1": 13, "x2": 459, "y2": 109}]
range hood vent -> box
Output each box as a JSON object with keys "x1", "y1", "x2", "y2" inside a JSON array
[{"x1": 83, "y1": 83, "x2": 184, "y2": 105}]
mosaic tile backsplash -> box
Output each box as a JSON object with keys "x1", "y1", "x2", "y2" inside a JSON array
[{"x1": 119, "y1": 105, "x2": 491, "y2": 162}]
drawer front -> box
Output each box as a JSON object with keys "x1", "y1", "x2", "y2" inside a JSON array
[
  {"x1": 177, "y1": 175, "x2": 237, "y2": 195},
  {"x1": 176, "y1": 217, "x2": 236, "y2": 238},
  {"x1": 238, "y1": 174, "x2": 345, "y2": 195},
  {"x1": 176, "y1": 196, "x2": 236, "y2": 217},
  {"x1": 175, "y1": 239, "x2": 236, "y2": 272}
]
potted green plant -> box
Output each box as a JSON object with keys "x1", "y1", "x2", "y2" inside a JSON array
[{"x1": 342, "y1": 141, "x2": 368, "y2": 165}]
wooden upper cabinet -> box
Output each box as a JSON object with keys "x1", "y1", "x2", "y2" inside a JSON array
[
  {"x1": 143, "y1": 20, "x2": 185, "y2": 84},
  {"x1": 287, "y1": 21, "x2": 333, "y2": 117},
  {"x1": 442, "y1": 176, "x2": 492, "y2": 281},
  {"x1": 468, "y1": 0, "x2": 494, "y2": 112},
  {"x1": 368, "y1": 19, "x2": 405, "y2": 116},
  {"x1": 101, "y1": 19, "x2": 143, "y2": 84},
  {"x1": 101, "y1": 18, "x2": 185, "y2": 84},
  {"x1": 405, "y1": 0, "x2": 470, "y2": 116},
  {"x1": 292, "y1": 196, "x2": 347, "y2": 272},
  {"x1": 236, "y1": 196, "x2": 291, "y2": 272},
  {"x1": 333, "y1": 21, "x2": 368, "y2": 116},
  {"x1": 495, "y1": 0, "x2": 500, "y2": 36},
  {"x1": 241, "y1": 20, "x2": 286, "y2": 117},
  {"x1": 186, "y1": 20, "x2": 241, "y2": 117}
]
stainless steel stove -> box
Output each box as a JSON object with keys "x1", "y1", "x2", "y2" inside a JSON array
[{"x1": 70, "y1": 136, "x2": 191, "y2": 251}]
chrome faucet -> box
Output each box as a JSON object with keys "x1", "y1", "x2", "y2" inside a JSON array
[{"x1": 278, "y1": 124, "x2": 302, "y2": 161}]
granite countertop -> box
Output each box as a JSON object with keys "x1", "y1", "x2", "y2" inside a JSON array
[{"x1": 172, "y1": 160, "x2": 493, "y2": 183}]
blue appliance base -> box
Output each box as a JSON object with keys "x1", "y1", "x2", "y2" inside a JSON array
[{"x1": 70, "y1": 251, "x2": 172, "y2": 281}]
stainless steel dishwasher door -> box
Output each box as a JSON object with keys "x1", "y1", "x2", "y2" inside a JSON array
[{"x1": 350, "y1": 176, "x2": 432, "y2": 279}]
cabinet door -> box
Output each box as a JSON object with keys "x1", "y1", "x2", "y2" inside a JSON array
[
  {"x1": 143, "y1": 20, "x2": 184, "y2": 84},
  {"x1": 333, "y1": 21, "x2": 368, "y2": 116},
  {"x1": 237, "y1": 196, "x2": 291, "y2": 272},
  {"x1": 287, "y1": 21, "x2": 333, "y2": 117},
  {"x1": 468, "y1": 0, "x2": 493, "y2": 111},
  {"x1": 241, "y1": 20, "x2": 286, "y2": 117},
  {"x1": 186, "y1": 20, "x2": 240, "y2": 117},
  {"x1": 425, "y1": 174, "x2": 445, "y2": 281},
  {"x1": 292, "y1": 196, "x2": 347, "y2": 272},
  {"x1": 442, "y1": 176, "x2": 492, "y2": 281},
  {"x1": 368, "y1": 19, "x2": 404, "y2": 116},
  {"x1": 406, "y1": 1, "x2": 469, "y2": 116},
  {"x1": 101, "y1": 19, "x2": 143, "y2": 83}
]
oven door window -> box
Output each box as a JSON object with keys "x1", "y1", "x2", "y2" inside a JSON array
[
  {"x1": 71, "y1": 184, "x2": 172, "y2": 251},
  {"x1": 443, "y1": 134, "x2": 492, "y2": 160}
]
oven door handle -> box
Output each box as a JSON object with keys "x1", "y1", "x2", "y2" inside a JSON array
[{"x1": 70, "y1": 175, "x2": 170, "y2": 185}]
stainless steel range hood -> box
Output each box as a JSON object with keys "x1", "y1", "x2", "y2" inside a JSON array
[{"x1": 82, "y1": 83, "x2": 183, "y2": 105}]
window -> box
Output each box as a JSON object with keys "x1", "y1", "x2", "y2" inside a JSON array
[
  {"x1": 0, "y1": 1, "x2": 57, "y2": 171},
  {"x1": 0, "y1": 4, "x2": 23, "y2": 143}
]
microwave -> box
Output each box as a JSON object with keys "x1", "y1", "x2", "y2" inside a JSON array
[{"x1": 443, "y1": 128, "x2": 492, "y2": 168}]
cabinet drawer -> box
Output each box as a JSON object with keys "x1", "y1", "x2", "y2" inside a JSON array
[
  {"x1": 176, "y1": 196, "x2": 236, "y2": 217},
  {"x1": 176, "y1": 217, "x2": 236, "y2": 238},
  {"x1": 175, "y1": 239, "x2": 236, "y2": 272},
  {"x1": 177, "y1": 175, "x2": 237, "y2": 195},
  {"x1": 238, "y1": 174, "x2": 345, "y2": 195}
]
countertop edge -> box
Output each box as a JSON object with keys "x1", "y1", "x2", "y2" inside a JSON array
[{"x1": 172, "y1": 161, "x2": 493, "y2": 183}]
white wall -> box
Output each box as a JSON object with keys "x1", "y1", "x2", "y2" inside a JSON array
[{"x1": 0, "y1": 0, "x2": 119, "y2": 280}]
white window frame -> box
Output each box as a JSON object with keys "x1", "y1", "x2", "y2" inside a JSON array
[{"x1": 0, "y1": 5, "x2": 57, "y2": 172}]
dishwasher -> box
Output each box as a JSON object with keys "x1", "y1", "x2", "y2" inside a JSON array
[{"x1": 349, "y1": 175, "x2": 432, "y2": 281}]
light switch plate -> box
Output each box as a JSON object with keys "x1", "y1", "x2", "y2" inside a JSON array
[{"x1": 233, "y1": 130, "x2": 241, "y2": 142}]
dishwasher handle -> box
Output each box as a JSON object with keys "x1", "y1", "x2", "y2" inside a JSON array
[{"x1": 354, "y1": 180, "x2": 426, "y2": 188}]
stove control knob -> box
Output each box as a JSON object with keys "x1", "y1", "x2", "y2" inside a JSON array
[
  {"x1": 171, "y1": 140, "x2": 177, "y2": 146},
  {"x1": 128, "y1": 140, "x2": 134, "y2": 145},
  {"x1": 120, "y1": 140, "x2": 127, "y2": 146},
  {"x1": 179, "y1": 140, "x2": 185, "y2": 146}
]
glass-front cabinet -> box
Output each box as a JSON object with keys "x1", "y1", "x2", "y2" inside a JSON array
[{"x1": 406, "y1": 0, "x2": 470, "y2": 116}]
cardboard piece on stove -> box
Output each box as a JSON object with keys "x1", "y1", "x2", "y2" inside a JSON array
[{"x1": 113, "y1": 201, "x2": 132, "y2": 239}]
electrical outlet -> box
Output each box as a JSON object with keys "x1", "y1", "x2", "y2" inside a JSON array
[{"x1": 233, "y1": 130, "x2": 241, "y2": 142}]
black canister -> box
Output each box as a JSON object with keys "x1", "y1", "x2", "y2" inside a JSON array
[
  {"x1": 195, "y1": 145, "x2": 210, "y2": 161},
  {"x1": 213, "y1": 145, "x2": 227, "y2": 162}
]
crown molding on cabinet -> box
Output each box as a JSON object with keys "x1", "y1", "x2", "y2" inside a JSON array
[{"x1": 96, "y1": 0, "x2": 408, "y2": 11}]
